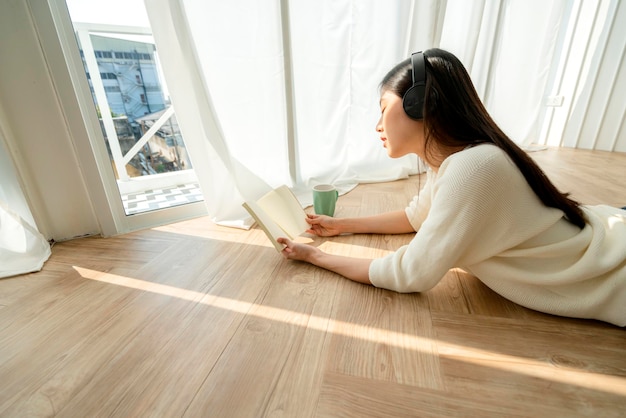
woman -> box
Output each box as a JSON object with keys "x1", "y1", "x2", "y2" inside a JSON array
[{"x1": 277, "y1": 48, "x2": 626, "y2": 327}]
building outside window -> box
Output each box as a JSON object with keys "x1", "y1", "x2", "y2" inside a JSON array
[{"x1": 75, "y1": 33, "x2": 193, "y2": 179}]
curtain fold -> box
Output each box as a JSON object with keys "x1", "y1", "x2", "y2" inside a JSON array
[
  {"x1": 440, "y1": 0, "x2": 568, "y2": 145},
  {"x1": 144, "y1": 0, "x2": 566, "y2": 227},
  {"x1": 145, "y1": 0, "x2": 274, "y2": 228},
  {"x1": 0, "y1": 114, "x2": 51, "y2": 279}
]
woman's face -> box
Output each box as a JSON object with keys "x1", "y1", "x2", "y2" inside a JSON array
[{"x1": 376, "y1": 90, "x2": 425, "y2": 160}]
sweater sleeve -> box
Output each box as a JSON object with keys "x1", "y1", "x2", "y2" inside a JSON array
[
  {"x1": 404, "y1": 170, "x2": 434, "y2": 232},
  {"x1": 369, "y1": 146, "x2": 563, "y2": 292}
]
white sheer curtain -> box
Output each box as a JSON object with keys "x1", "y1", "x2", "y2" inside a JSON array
[
  {"x1": 440, "y1": 0, "x2": 568, "y2": 146},
  {"x1": 144, "y1": 0, "x2": 568, "y2": 227},
  {"x1": 0, "y1": 108, "x2": 51, "y2": 279}
]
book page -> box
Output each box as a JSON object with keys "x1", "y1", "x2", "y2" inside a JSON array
[
  {"x1": 242, "y1": 200, "x2": 287, "y2": 252},
  {"x1": 256, "y1": 185, "x2": 309, "y2": 238}
]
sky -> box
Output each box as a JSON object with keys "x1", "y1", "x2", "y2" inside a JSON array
[{"x1": 65, "y1": 0, "x2": 151, "y2": 27}]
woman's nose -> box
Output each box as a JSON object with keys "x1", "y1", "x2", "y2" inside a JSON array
[{"x1": 375, "y1": 117, "x2": 383, "y2": 132}]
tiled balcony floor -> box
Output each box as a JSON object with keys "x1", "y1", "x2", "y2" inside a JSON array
[{"x1": 121, "y1": 183, "x2": 204, "y2": 215}]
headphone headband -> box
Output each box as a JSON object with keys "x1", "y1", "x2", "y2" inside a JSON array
[{"x1": 402, "y1": 51, "x2": 426, "y2": 120}]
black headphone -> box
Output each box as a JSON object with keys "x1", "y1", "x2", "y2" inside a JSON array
[{"x1": 402, "y1": 51, "x2": 426, "y2": 120}]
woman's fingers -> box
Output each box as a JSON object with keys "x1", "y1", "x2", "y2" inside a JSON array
[{"x1": 277, "y1": 237, "x2": 292, "y2": 256}]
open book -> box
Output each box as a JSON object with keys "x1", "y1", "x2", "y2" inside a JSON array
[{"x1": 242, "y1": 185, "x2": 309, "y2": 252}]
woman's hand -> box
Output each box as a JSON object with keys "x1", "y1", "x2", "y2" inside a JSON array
[
  {"x1": 305, "y1": 214, "x2": 343, "y2": 237},
  {"x1": 277, "y1": 237, "x2": 321, "y2": 262}
]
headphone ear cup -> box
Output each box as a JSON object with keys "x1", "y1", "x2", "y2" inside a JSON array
[{"x1": 403, "y1": 83, "x2": 425, "y2": 120}]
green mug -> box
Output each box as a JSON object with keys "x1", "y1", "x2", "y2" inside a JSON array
[{"x1": 313, "y1": 184, "x2": 339, "y2": 216}]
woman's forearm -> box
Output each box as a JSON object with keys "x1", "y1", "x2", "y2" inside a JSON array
[
  {"x1": 308, "y1": 251, "x2": 373, "y2": 285},
  {"x1": 339, "y1": 210, "x2": 414, "y2": 235}
]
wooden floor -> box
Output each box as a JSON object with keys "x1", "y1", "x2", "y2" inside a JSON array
[{"x1": 1, "y1": 147, "x2": 625, "y2": 417}]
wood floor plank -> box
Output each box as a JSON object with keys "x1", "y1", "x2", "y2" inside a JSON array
[
  {"x1": 425, "y1": 269, "x2": 547, "y2": 320},
  {"x1": 0, "y1": 269, "x2": 147, "y2": 416},
  {"x1": 53, "y1": 237, "x2": 268, "y2": 417},
  {"x1": 49, "y1": 231, "x2": 182, "y2": 271},
  {"x1": 0, "y1": 236, "x2": 230, "y2": 416},
  {"x1": 315, "y1": 371, "x2": 536, "y2": 418},
  {"x1": 431, "y1": 311, "x2": 626, "y2": 377},
  {"x1": 182, "y1": 259, "x2": 339, "y2": 417},
  {"x1": 326, "y1": 276, "x2": 442, "y2": 389},
  {"x1": 261, "y1": 271, "x2": 340, "y2": 418},
  {"x1": 316, "y1": 227, "x2": 444, "y2": 390},
  {"x1": 530, "y1": 148, "x2": 626, "y2": 206},
  {"x1": 431, "y1": 311, "x2": 626, "y2": 417}
]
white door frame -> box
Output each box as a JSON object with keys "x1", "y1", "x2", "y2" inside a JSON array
[{"x1": 46, "y1": 0, "x2": 207, "y2": 236}]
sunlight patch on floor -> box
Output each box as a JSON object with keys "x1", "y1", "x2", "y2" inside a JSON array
[
  {"x1": 151, "y1": 222, "x2": 390, "y2": 257},
  {"x1": 73, "y1": 266, "x2": 626, "y2": 397}
]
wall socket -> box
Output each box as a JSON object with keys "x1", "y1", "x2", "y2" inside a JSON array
[{"x1": 546, "y1": 95, "x2": 565, "y2": 107}]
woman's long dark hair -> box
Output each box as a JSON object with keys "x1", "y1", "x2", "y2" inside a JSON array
[{"x1": 380, "y1": 48, "x2": 586, "y2": 228}]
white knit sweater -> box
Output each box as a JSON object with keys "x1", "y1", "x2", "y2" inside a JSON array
[{"x1": 369, "y1": 144, "x2": 626, "y2": 326}]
